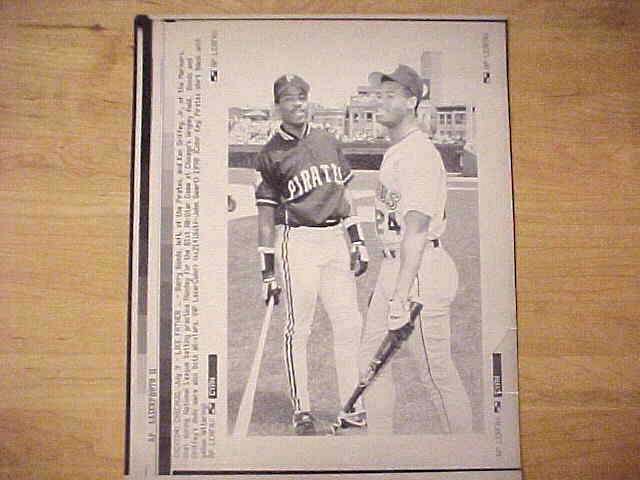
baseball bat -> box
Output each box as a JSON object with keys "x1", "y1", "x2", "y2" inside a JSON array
[
  {"x1": 338, "y1": 301, "x2": 423, "y2": 420},
  {"x1": 233, "y1": 296, "x2": 275, "y2": 437}
]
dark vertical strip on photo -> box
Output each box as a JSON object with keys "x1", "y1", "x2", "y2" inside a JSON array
[
  {"x1": 157, "y1": 21, "x2": 174, "y2": 476},
  {"x1": 126, "y1": 14, "x2": 153, "y2": 476}
]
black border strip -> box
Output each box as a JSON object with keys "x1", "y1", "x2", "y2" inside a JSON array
[
  {"x1": 173, "y1": 468, "x2": 521, "y2": 475},
  {"x1": 125, "y1": 13, "x2": 153, "y2": 476}
]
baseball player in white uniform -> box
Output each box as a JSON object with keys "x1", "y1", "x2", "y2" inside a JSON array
[
  {"x1": 359, "y1": 65, "x2": 472, "y2": 434},
  {"x1": 255, "y1": 74, "x2": 368, "y2": 435}
]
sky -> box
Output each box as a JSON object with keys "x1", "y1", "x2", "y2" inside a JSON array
[{"x1": 215, "y1": 19, "x2": 504, "y2": 109}]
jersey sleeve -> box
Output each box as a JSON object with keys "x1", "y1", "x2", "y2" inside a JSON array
[
  {"x1": 398, "y1": 141, "x2": 447, "y2": 220},
  {"x1": 254, "y1": 151, "x2": 280, "y2": 207}
]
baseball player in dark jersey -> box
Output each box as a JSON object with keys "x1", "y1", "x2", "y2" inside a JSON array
[
  {"x1": 359, "y1": 65, "x2": 472, "y2": 434},
  {"x1": 255, "y1": 74, "x2": 368, "y2": 435}
]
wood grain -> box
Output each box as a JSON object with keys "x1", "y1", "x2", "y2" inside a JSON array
[{"x1": 1, "y1": 1, "x2": 638, "y2": 479}]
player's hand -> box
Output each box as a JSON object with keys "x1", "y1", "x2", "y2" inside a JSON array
[
  {"x1": 350, "y1": 243, "x2": 369, "y2": 277},
  {"x1": 387, "y1": 298, "x2": 413, "y2": 331},
  {"x1": 259, "y1": 246, "x2": 280, "y2": 305},
  {"x1": 262, "y1": 276, "x2": 281, "y2": 305}
]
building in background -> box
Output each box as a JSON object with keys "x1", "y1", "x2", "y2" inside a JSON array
[
  {"x1": 229, "y1": 105, "x2": 348, "y2": 144},
  {"x1": 419, "y1": 51, "x2": 444, "y2": 137},
  {"x1": 421, "y1": 51, "x2": 443, "y2": 107},
  {"x1": 345, "y1": 53, "x2": 443, "y2": 141},
  {"x1": 229, "y1": 50, "x2": 474, "y2": 146},
  {"x1": 416, "y1": 100, "x2": 437, "y2": 137},
  {"x1": 345, "y1": 85, "x2": 385, "y2": 141},
  {"x1": 435, "y1": 105, "x2": 476, "y2": 143},
  {"x1": 346, "y1": 83, "x2": 437, "y2": 141},
  {"x1": 310, "y1": 106, "x2": 346, "y2": 139}
]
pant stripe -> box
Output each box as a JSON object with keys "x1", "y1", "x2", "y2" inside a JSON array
[
  {"x1": 416, "y1": 274, "x2": 452, "y2": 433},
  {"x1": 281, "y1": 226, "x2": 300, "y2": 411}
]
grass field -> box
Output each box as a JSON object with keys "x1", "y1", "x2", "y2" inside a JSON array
[{"x1": 227, "y1": 169, "x2": 482, "y2": 436}]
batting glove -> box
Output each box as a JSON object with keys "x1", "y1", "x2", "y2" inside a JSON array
[
  {"x1": 259, "y1": 246, "x2": 281, "y2": 305},
  {"x1": 387, "y1": 298, "x2": 414, "y2": 333},
  {"x1": 345, "y1": 219, "x2": 368, "y2": 277},
  {"x1": 350, "y1": 243, "x2": 369, "y2": 277},
  {"x1": 262, "y1": 278, "x2": 281, "y2": 305}
]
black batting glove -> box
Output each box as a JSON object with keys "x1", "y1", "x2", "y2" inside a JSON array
[
  {"x1": 259, "y1": 247, "x2": 281, "y2": 305},
  {"x1": 345, "y1": 219, "x2": 369, "y2": 277}
]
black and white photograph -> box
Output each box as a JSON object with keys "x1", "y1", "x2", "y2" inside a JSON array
[
  {"x1": 226, "y1": 39, "x2": 483, "y2": 439},
  {"x1": 127, "y1": 15, "x2": 520, "y2": 479}
]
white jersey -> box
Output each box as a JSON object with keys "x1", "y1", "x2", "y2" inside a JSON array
[{"x1": 374, "y1": 129, "x2": 448, "y2": 248}]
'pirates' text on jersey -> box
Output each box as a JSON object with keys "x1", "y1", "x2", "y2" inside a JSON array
[
  {"x1": 375, "y1": 130, "x2": 448, "y2": 248},
  {"x1": 255, "y1": 124, "x2": 353, "y2": 227}
]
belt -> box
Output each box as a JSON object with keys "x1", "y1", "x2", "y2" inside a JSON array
[
  {"x1": 382, "y1": 238, "x2": 439, "y2": 258},
  {"x1": 287, "y1": 218, "x2": 341, "y2": 228}
]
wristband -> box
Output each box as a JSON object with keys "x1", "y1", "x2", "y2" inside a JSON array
[
  {"x1": 344, "y1": 219, "x2": 365, "y2": 245},
  {"x1": 258, "y1": 246, "x2": 275, "y2": 279}
]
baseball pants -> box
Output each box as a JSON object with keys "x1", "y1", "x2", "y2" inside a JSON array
[
  {"x1": 276, "y1": 224, "x2": 363, "y2": 413},
  {"x1": 359, "y1": 243, "x2": 472, "y2": 434}
]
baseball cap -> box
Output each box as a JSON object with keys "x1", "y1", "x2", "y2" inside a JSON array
[
  {"x1": 368, "y1": 64, "x2": 426, "y2": 100},
  {"x1": 273, "y1": 74, "x2": 310, "y2": 103}
]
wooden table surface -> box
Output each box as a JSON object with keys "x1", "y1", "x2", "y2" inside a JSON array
[{"x1": 1, "y1": 2, "x2": 638, "y2": 479}]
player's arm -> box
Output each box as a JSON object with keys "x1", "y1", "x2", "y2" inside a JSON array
[
  {"x1": 257, "y1": 204, "x2": 276, "y2": 248},
  {"x1": 388, "y1": 144, "x2": 443, "y2": 329},
  {"x1": 393, "y1": 210, "x2": 430, "y2": 300},
  {"x1": 257, "y1": 204, "x2": 280, "y2": 304},
  {"x1": 255, "y1": 155, "x2": 281, "y2": 305},
  {"x1": 343, "y1": 187, "x2": 369, "y2": 277},
  {"x1": 337, "y1": 142, "x2": 368, "y2": 276},
  {"x1": 388, "y1": 210, "x2": 430, "y2": 329}
]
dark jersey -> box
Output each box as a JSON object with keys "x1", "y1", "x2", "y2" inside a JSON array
[{"x1": 255, "y1": 124, "x2": 353, "y2": 227}]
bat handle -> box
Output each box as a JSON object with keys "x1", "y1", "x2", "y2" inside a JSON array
[
  {"x1": 409, "y1": 301, "x2": 423, "y2": 320},
  {"x1": 342, "y1": 386, "x2": 364, "y2": 415}
]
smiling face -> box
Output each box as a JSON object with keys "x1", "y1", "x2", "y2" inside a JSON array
[
  {"x1": 375, "y1": 80, "x2": 416, "y2": 129},
  {"x1": 277, "y1": 86, "x2": 309, "y2": 128}
]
